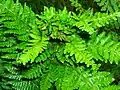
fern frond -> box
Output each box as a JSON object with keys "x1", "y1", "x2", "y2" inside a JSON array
[
  {"x1": 0, "y1": 0, "x2": 38, "y2": 43},
  {"x1": 12, "y1": 80, "x2": 39, "y2": 90},
  {"x1": 0, "y1": 39, "x2": 16, "y2": 47},
  {"x1": 73, "y1": 11, "x2": 120, "y2": 34},
  {"x1": 35, "y1": 46, "x2": 53, "y2": 63},
  {"x1": 94, "y1": 0, "x2": 120, "y2": 29},
  {"x1": 56, "y1": 43, "x2": 68, "y2": 63},
  {"x1": 18, "y1": 33, "x2": 49, "y2": 65},
  {"x1": 4, "y1": 74, "x2": 22, "y2": 80},
  {"x1": 41, "y1": 64, "x2": 117, "y2": 90},
  {"x1": 4, "y1": 64, "x2": 18, "y2": 75},
  {"x1": 23, "y1": 65, "x2": 42, "y2": 79},
  {"x1": 64, "y1": 35, "x2": 94, "y2": 67},
  {"x1": 94, "y1": 0, "x2": 119, "y2": 12},
  {"x1": 37, "y1": 7, "x2": 75, "y2": 41},
  {"x1": 0, "y1": 0, "x2": 42, "y2": 64},
  {"x1": 1, "y1": 54, "x2": 18, "y2": 59},
  {"x1": 88, "y1": 32, "x2": 120, "y2": 64},
  {"x1": 69, "y1": 0, "x2": 84, "y2": 12},
  {"x1": 0, "y1": 47, "x2": 18, "y2": 53},
  {"x1": 17, "y1": 34, "x2": 29, "y2": 41},
  {"x1": 40, "y1": 74, "x2": 52, "y2": 90},
  {"x1": 16, "y1": 42, "x2": 27, "y2": 50}
]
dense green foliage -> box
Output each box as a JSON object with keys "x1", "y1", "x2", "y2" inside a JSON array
[{"x1": 1, "y1": 0, "x2": 120, "y2": 90}]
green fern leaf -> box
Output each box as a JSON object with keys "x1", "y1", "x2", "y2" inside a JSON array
[
  {"x1": 64, "y1": 35, "x2": 94, "y2": 67},
  {"x1": 41, "y1": 64, "x2": 117, "y2": 90},
  {"x1": 88, "y1": 32, "x2": 120, "y2": 64},
  {"x1": 23, "y1": 65, "x2": 42, "y2": 79},
  {"x1": 40, "y1": 74, "x2": 52, "y2": 90},
  {"x1": 18, "y1": 34, "x2": 49, "y2": 65},
  {"x1": 73, "y1": 11, "x2": 120, "y2": 34},
  {"x1": 12, "y1": 80, "x2": 39, "y2": 90}
]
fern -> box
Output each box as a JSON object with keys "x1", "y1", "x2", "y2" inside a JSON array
[
  {"x1": 0, "y1": 0, "x2": 49, "y2": 65},
  {"x1": 64, "y1": 35, "x2": 95, "y2": 67},
  {"x1": 22, "y1": 65, "x2": 42, "y2": 79},
  {"x1": 37, "y1": 7, "x2": 75, "y2": 41},
  {"x1": 88, "y1": 32, "x2": 120, "y2": 64},
  {"x1": 18, "y1": 33, "x2": 49, "y2": 65},
  {"x1": 12, "y1": 80, "x2": 39, "y2": 90},
  {"x1": 40, "y1": 74, "x2": 52, "y2": 90},
  {"x1": 35, "y1": 44, "x2": 54, "y2": 63},
  {"x1": 0, "y1": 61, "x2": 22, "y2": 90},
  {"x1": 0, "y1": 0, "x2": 40, "y2": 62},
  {"x1": 94, "y1": 0, "x2": 119, "y2": 12},
  {"x1": 73, "y1": 11, "x2": 120, "y2": 34},
  {"x1": 40, "y1": 64, "x2": 119, "y2": 90},
  {"x1": 0, "y1": 0, "x2": 43, "y2": 89},
  {"x1": 1, "y1": 0, "x2": 120, "y2": 90},
  {"x1": 94, "y1": 0, "x2": 120, "y2": 29},
  {"x1": 69, "y1": 0, "x2": 84, "y2": 12}
]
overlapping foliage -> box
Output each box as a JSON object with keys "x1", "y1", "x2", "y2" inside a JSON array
[{"x1": 1, "y1": 0, "x2": 120, "y2": 90}]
